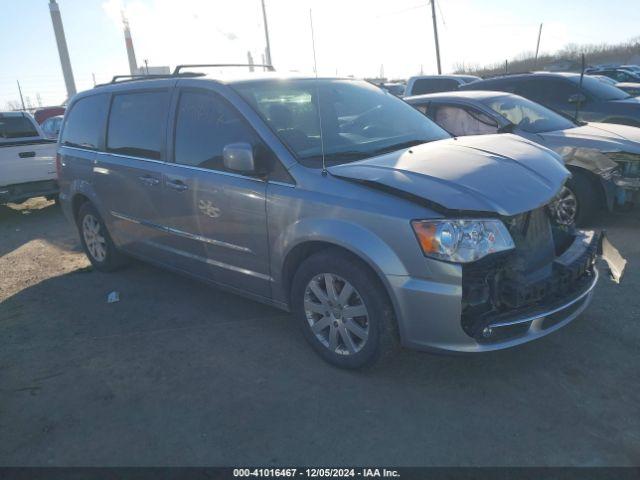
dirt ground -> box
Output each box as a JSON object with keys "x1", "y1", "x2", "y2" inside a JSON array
[{"x1": 0, "y1": 198, "x2": 638, "y2": 466}]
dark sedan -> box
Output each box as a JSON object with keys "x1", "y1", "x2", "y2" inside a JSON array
[{"x1": 459, "y1": 72, "x2": 640, "y2": 127}]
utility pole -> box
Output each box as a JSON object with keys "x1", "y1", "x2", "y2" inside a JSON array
[
  {"x1": 122, "y1": 11, "x2": 138, "y2": 75},
  {"x1": 430, "y1": 0, "x2": 442, "y2": 74},
  {"x1": 261, "y1": 0, "x2": 272, "y2": 66},
  {"x1": 247, "y1": 51, "x2": 255, "y2": 72},
  {"x1": 49, "y1": 0, "x2": 77, "y2": 98},
  {"x1": 17, "y1": 81, "x2": 26, "y2": 111},
  {"x1": 534, "y1": 23, "x2": 543, "y2": 68}
]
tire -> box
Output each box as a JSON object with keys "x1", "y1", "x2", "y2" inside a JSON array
[
  {"x1": 77, "y1": 202, "x2": 127, "y2": 272},
  {"x1": 291, "y1": 249, "x2": 398, "y2": 369},
  {"x1": 553, "y1": 170, "x2": 599, "y2": 227}
]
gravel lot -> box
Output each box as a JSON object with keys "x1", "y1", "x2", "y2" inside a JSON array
[{"x1": 0, "y1": 198, "x2": 638, "y2": 466}]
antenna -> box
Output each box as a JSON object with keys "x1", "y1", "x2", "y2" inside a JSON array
[
  {"x1": 309, "y1": 8, "x2": 327, "y2": 175},
  {"x1": 575, "y1": 53, "x2": 585, "y2": 121}
]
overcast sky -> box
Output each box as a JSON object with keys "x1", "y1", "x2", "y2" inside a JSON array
[{"x1": 1, "y1": 0, "x2": 639, "y2": 108}]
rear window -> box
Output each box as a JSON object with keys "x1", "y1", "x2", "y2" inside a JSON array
[
  {"x1": 107, "y1": 91, "x2": 170, "y2": 160},
  {"x1": 411, "y1": 78, "x2": 460, "y2": 95},
  {"x1": 0, "y1": 116, "x2": 38, "y2": 139},
  {"x1": 61, "y1": 94, "x2": 109, "y2": 149}
]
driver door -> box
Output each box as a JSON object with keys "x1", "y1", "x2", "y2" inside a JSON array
[{"x1": 158, "y1": 87, "x2": 272, "y2": 298}]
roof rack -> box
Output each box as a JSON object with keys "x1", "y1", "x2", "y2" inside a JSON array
[
  {"x1": 172, "y1": 63, "x2": 275, "y2": 75},
  {"x1": 94, "y1": 72, "x2": 205, "y2": 88},
  {"x1": 94, "y1": 64, "x2": 275, "y2": 88}
]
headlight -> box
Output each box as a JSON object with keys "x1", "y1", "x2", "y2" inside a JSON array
[
  {"x1": 606, "y1": 152, "x2": 640, "y2": 177},
  {"x1": 411, "y1": 219, "x2": 515, "y2": 263}
]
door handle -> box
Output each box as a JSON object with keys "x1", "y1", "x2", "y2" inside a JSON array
[
  {"x1": 19, "y1": 151, "x2": 36, "y2": 158},
  {"x1": 166, "y1": 179, "x2": 188, "y2": 191},
  {"x1": 138, "y1": 175, "x2": 160, "y2": 186}
]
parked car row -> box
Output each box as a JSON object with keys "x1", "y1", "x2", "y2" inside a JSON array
[
  {"x1": 53, "y1": 67, "x2": 626, "y2": 369},
  {"x1": 592, "y1": 74, "x2": 640, "y2": 97},
  {"x1": 405, "y1": 90, "x2": 640, "y2": 225}
]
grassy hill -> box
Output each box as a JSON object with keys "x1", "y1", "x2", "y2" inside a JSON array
[{"x1": 454, "y1": 37, "x2": 640, "y2": 77}]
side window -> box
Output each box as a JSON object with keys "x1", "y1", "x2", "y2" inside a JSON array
[
  {"x1": 61, "y1": 94, "x2": 109, "y2": 149},
  {"x1": 431, "y1": 104, "x2": 498, "y2": 136},
  {"x1": 489, "y1": 80, "x2": 518, "y2": 94},
  {"x1": 517, "y1": 78, "x2": 578, "y2": 105},
  {"x1": 616, "y1": 71, "x2": 633, "y2": 82},
  {"x1": 174, "y1": 90, "x2": 261, "y2": 172},
  {"x1": 0, "y1": 115, "x2": 39, "y2": 139},
  {"x1": 107, "y1": 91, "x2": 170, "y2": 160}
]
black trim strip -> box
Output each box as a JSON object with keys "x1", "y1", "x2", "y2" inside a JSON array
[{"x1": 0, "y1": 138, "x2": 56, "y2": 147}]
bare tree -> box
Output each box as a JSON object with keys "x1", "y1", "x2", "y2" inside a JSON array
[
  {"x1": 4, "y1": 100, "x2": 23, "y2": 111},
  {"x1": 455, "y1": 36, "x2": 640, "y2": 77}
]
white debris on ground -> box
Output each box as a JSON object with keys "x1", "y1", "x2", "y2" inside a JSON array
[{"x1": 107, "y1": 291, "x2": 120, "y2": 303}]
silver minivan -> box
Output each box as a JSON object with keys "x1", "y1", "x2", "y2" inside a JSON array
[{"x1": 57, "y1": 69, "x2": 611, "y2": 368}]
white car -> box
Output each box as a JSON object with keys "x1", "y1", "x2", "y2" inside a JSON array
[{"x1": 0, "y1": 112, "x2": 58, "y2": 204}]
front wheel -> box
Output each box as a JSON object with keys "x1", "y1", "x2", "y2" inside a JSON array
[
  {"x1": 550, "y1": 171, "x2": 598, "y2": 226},
  {"x1": 291, "y1": 249, "x2": 398, "y2": 369},
  {"x1": 77, "y1": 202, "x2": 127, "y2": 272}
]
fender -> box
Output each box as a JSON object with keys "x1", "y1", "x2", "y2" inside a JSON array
[
  {"x1": 270, "y1": 217, "x2": 410, "y2": 308},
  {"x1": 557, "y1": 147, "x2": 619, "y2": 211}
]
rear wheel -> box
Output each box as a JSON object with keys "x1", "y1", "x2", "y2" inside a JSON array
[
  {"x1": 291, "y1": 249, "x2": 398, "y2": 369},
  {"x1": 77, "y1": 202, "x2": 127, "y2": 272}
]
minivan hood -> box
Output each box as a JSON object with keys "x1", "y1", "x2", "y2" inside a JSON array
[
  {"x1": 328, "y1": 134, "x2": 569, "y2": 216},
  {"x1": 538, "y1": 123, "x2": 640, "y2": 154}
]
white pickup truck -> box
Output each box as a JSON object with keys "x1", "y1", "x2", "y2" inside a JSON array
[{"x1": 0, "y1": 112, "x2": 58, "y2": 204}]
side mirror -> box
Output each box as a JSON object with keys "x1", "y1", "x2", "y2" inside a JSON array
[
  {"x1": 568, "y1": 93, "x2": 587, "y2": 104},
  {"x1": 223, "y1": 143, "x2": 259, "y2": 175}
]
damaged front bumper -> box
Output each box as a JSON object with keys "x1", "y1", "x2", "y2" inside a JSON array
[
  {"x1": 461, "y1": 229, "x2": 605, "y2": 346},
  {"x1": 392, "y1": 229, "x2": 625, "y2": 353}
]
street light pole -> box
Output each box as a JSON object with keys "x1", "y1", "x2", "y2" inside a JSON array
[
  {"x1": 430, "y1": 0, "x2": 442, "y2": 74},
  {"x1": 261, "y1": 0, "x2": 272, "y2": 66}
]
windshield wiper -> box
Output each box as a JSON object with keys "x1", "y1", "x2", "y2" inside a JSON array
[
  {"x1": 303, "y1": 151, "x2": 371, "y2": 163},
  {"x1": 370, "y1": 139, "x2": 427, "y2": 156}
]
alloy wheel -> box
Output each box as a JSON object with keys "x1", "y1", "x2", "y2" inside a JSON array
[
  {"x1": 303, "y1": 273, "x2": 370, "y2": 356},
  {"x1": 551, "y1": 186, "x2": 578, "y2": 225},
  {"x1": 82, "y1": 214, "x2": 107, "y2": 262}
]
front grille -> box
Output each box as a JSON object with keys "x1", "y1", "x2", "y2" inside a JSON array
[
  {"x1": 461, "y1": 208, "x2": 598, "y2": 341},
  {"x1": 505, "y1": 208, "x2": 555, "y2": 276}
]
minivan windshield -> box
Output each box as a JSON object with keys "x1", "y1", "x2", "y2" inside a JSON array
[
  {"x1": 571, "y1": 75, "x2": 631, "y2": 101},
  {"x1": 233, "y1": 79, "x2": 450, "y2": 165},
  {"x1": 482, "y1": 94, "x2": 576, "y2": 133}
]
